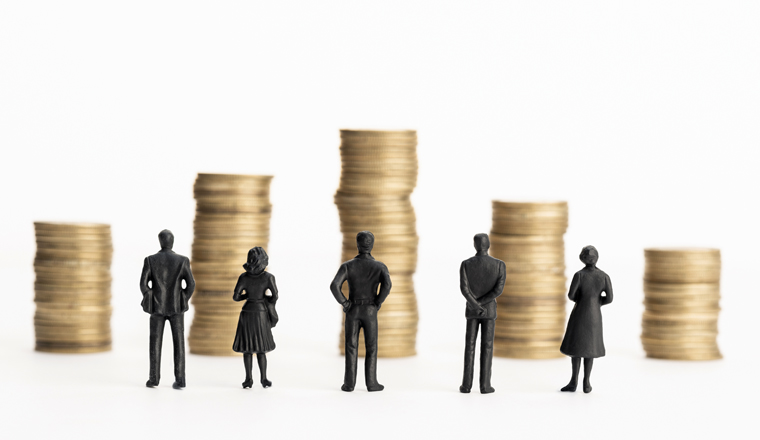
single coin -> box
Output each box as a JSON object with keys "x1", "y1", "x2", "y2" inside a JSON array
[{"x1": 35, "y1": 344, "x2": 112, "y2": 354}]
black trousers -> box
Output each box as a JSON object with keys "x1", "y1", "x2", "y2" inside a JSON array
[
  {"x1": 149, "y1": 313, "x2": 185, "y2": 383},
  {"x1": 462, "y1": 318, "x2": 495, "y2": 390},
  {"x1": 344, "y1": 304, "x2": 379, "y2": 387}
]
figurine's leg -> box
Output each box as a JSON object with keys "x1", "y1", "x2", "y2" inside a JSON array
[
  {"x1": 169, "y1": 314, "x2": 185, "y2": 389},
  {"x1": 342, "y1": 311, "x2": 359, "y2": 392},
  {"x1": 561, "y1": 357, "x2": 581, "y2": 392},
  {"x1": 242, "y1": 354, "x2": 253, "y2": 388},
  {"x1": 479, "y1": 319, "x2": 495, "y2": 394},
  {"x1": 258, "y1": 353, "x2": 271, "y2": 388},
  {"x1": 363, "y1": 308, "x2": 383, "y2": 392},
  {"x1": 582, "y1": 358, "x2": 593, "y2": 393},
  {"x1": 147, "y1": 314, "x2": 165, "y2": 387},
  {"x1": 460, "y1": 319, "x2": 478, "y2": 393}
]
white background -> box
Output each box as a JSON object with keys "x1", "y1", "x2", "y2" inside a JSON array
[{"x1": 1, "y1": 1, "x2": 759, "y2": 439}]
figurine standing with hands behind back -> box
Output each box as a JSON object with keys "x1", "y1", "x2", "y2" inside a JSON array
[
  {"x1": 330, "y1": 231, "x2": 391, "y2": 392},
  {"x1": 459, "y1": 233, "x2": 506, "y2": 394},
  {"x1": 140, "y1": 229, "x2": 195, "y2": 389},
  {"x1": 560, "y1": 245, "x2": 613, "y2": 393},
  {"x1": 233, "y1": 247, "x2": 278, "y2": 389}
]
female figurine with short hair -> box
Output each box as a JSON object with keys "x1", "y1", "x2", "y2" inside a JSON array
[
  {"x1": 560, "y1": 245, "x2": 613, "y2": 393},
  {"x1": 233, "y1": 247, "x2": 278, "y2": 389}
]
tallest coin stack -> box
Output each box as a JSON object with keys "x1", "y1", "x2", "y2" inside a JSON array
[{"x1": 336, "y1": 129, "x2": 419, "y2": 358}]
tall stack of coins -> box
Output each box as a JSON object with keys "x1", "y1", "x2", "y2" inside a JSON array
[
  {"x1": 489, "y1": 201, "x2": 568, "y2": 359},
  {"x1": 642, "y1": 248, "x2": 722, "y2": 360},
  {"x1": 33, "y1": 222, "x2": 113, "y2": 353},
  {"x1": 336, "y1": 129, "x2": 419, "y2": 358},
  {"x1": 188, "y1": 173, "x2": 273, "y2": 356}
]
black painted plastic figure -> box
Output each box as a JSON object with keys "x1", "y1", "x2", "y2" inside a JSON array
[
  {"x1": 560, "y1": 245, "x2": 613, "y2": 393},
  {"x1": 330, "y1": 231, "x2": 391, "y2": 392},
  {"x1": 233, "y1": 247, "x2": 278, "y2": 389},
  {"x1": 459, "y1": 233, "x2": 506, "y2": 394},
  {"x1": 140, "y1": 229, "x2": 195, "y2": 389}
]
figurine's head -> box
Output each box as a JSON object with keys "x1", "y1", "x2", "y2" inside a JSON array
[
  {"x1": 158, "y1": 229, "x2": 174, "y2": 250},
  {"x1": 356, "y1": 231, "x2": 374, "y2": 254},
  {"x1": 580, "y1": 245, "x2": 598, "y2": 266},
  {"x1": 474, "y1": 233, "x2": 490, "y2": 254},
  {"x1": 243, "y1": 247, "x2": 268, "y2": 275}
]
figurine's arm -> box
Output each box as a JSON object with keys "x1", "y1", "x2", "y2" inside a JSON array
[
  {"x1": 567, "y1": 272, "x2": 580, "y2": 302},
  {"x1": 182, "y1": 257, "x2": 195, "y2": 300},
  {"x1": 460, "y1": 262, "x2": 485, "y2": 313},
  {"x1": 139, "y1": 257, "x2": 152, "y2": 295},
  {"x1": 601, "y1": 274, "x2": 613, "y2": 306},
  {"x1": 330, "y1": 264, "x2": 351, "y2": 312},
  {"x1": 375, "y1": 264, "x2": 392, "y2": 309},
  {"x1": 268, "y1": 274, "x2": 279, "y2": 304},
  {"x1": 233, "y1": 275, "x2": 248, "y2": 301},
  {"x1": 478, "y1": 261, "x2": 506, "y2": 304}
]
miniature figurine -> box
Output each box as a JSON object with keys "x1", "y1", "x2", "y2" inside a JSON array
[
  {"x1": 140, "y1": 229, "x2": 195, "y2": 389},
  {"x1": 560, "y1": 245, "x2": 613, "y2": 393},
  {"x1": 459, "y1": 233, "x2": 506, "y2": 394},
  {"x1": 232, "y1": 247, "x2": 278, "y2": 389},
  {"x1": 330, "y1": 231, "x2": 391, "y2": 392}
]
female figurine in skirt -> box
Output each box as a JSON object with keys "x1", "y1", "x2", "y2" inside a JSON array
[
  {"x1": 560, "y1": 245, "x2": 613, "y2": 393},
  {"x1": 233, "y1": 247, "x2": 278, "y2": 389}
]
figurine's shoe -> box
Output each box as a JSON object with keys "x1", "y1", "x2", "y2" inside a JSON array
[
  {"x1": 583, "y1": 383, "x2": 592, "y2": 394},
  {"x1": 242, "y1": 379, "x2": 253, "y2": 389},
  {"x1": 367, "y1": 383, "x2": 384, "y2": 392},
  {"x1": 459, "y1": 386, "x2": 471, "y2": 394},
  {"x1": 480, "y1": 386, "x2": 495, "y2": 394},
  {"x1": 172, "y1": 381, "x2": 185, "y2": 390},
  {"x1": 341, "y1": 384, "x2": 355, "y2": 392},
  {"x1": 146, "y1": 380, "x2": 159, "y2": 388},
  {"x1": 261, "y1": 379, "x2": 272, "y2": 388},
  {"x1": 561, "y1": 382, "x2": 577, "y2": 392}
]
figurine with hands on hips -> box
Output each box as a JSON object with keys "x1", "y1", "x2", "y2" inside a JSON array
[
  {"x1": 140, "y1": 229, "x2": 195, "y2": 390},
  {"x1": 330, "y1": 231, "x2": 391, "y2": 393}
]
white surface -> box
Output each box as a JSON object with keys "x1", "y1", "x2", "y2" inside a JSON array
[{"x1": 1, "y1": 1, "x2": 759, "y2": 439}]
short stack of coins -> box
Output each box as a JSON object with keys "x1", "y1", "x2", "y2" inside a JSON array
[
  {"x1": 188, "y1": 173, "x2": 273, "y2": 356},
  {"x1": 642, "y1": 248, "x2": 722, "y2": 360},
  {"x1": 336, "y1": 129, "x2": 419, "y2": 358},
  {"x1": 33, "y1": 222, "x2": 113, "y2": 353},
  {"x1": 489, "y1": 201, "x2": 568, "y2": 359}
]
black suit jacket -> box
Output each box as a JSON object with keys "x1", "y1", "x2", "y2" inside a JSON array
[
  {"x1": 460, "y1": 254, "x2": 506, "y2": 320},
  {"x1": 330, "y1": 254, "x2": 392, "y2": 306},
  {"x1": 140, "y1": 249, "x2": 195, "y2": 316}
]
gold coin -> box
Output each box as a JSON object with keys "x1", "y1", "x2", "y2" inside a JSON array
[
  {"x1": 35, "y1": 344, "x2": 112, "y2": 354},
  {"x1": 644, "y1": 351, "x2": 721, "y2": 361},
  {"x1": 494, "y1": 347, "x2": 563, "y2": 359}
]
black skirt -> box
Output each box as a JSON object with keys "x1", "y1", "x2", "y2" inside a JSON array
[{"x1": 232, "y1": 309, "x2": 275, "y2": 354}]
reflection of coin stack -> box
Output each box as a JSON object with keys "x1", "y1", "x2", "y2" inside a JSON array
[
  {"x1": 642, "y1": 248, "x2": 722, "y2": 360},
  {"x1": 33, "y1": 222, "x2": 113, "y2": 353},
  {"x1": 489, "y1": 201, "x2": 568, "y2": 359},
  {"x1": 188, "y1": 173, "x2": 273, "y2": 356},
  {"x1": 336, "y1": 129, "x2": 419, "y2": 358}
]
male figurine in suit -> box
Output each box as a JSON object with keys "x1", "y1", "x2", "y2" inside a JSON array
[
  {"x1": 459, "y1": 233, "x2": 506, "y2": 394},
  {"x1": 140, "y1": 229, "x2": 195, "y2": 389},
  {"x1": 330, "y1": 231, "x2": 391, "y2": 392}
]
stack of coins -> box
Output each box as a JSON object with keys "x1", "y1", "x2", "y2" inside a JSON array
[
  {"x1": 33, "y1": 222, "x2": 113, "y2": 353},
  {"x1": 642, "y1": 248, "x2": 722, "y2": 360},
  {"x1": 489, "y1": 201, "x2": 568, "y2": 359},
  {"x1": 336, "y1": 129, "x2": 419, "y2": 358},
  {"x1": 188, "y1": 173, "x2": 273, "y2": 356}
]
